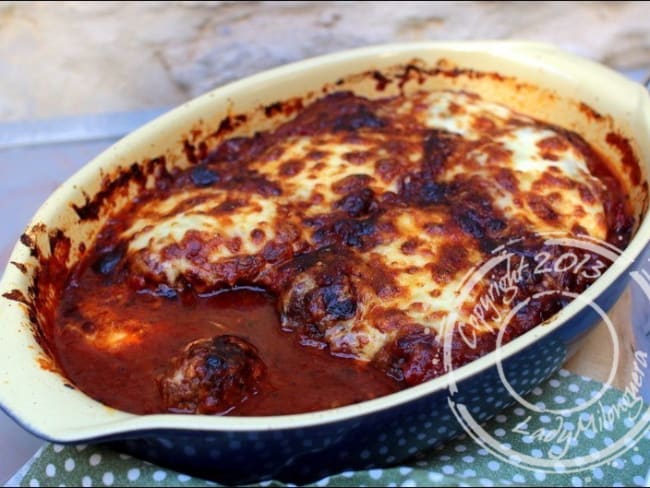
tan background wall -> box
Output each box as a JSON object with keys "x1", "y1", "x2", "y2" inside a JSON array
[{"x1": 1, "y1": 1, "x2": 649, "y2": 121}]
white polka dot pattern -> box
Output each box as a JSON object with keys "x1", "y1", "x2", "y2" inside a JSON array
[{"x1": 11, "y1": 370, "x2": 650, "y2": 487}]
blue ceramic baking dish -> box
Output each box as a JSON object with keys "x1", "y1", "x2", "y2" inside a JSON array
[{"x1": 1, "y1": 42, "x2": 649, "y2": 483}]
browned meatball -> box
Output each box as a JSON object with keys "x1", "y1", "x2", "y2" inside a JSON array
[
  {"x1": 373, "y1": 329, "x2": 446, "y2": 386},
  {"x1": 277, "y1": 249, "x2": 369, "y2": 349},
  {"x1": 159, "y1": 335, "x2": 266, "y2": 414}
]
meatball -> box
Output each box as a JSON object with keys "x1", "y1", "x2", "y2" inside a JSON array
[
  {"x1": 276, "y1": 248, "x2": 385, "y2": 359},
  {"x1": 281, "y1": 261, "x2": 359, "y2": 334},
  {"x1": 373, "y1": 329, "x2": 445, "y2": 386},
  {"x1": 159, "y1": 335, "x2": 266, "y2": 414}
]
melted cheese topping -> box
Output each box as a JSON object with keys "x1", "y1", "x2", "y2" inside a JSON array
[
  {"x1": 420, "y1": 91, "x2": 607, "y2": 239},
  {"x1": 125, "y1": 189, "x2": 283, "y2": 285},
  {"x1": 86, "y1": 90, "x2": 613, "y2": 367}
]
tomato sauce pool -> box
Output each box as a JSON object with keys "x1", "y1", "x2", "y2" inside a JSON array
[{"x1": 54, "y1": 273, "x2": 399, "y2": 415}]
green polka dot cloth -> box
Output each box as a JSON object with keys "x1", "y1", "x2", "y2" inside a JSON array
[{"x1": 8, "y1": 369, "x2": 650, "y2": 487}]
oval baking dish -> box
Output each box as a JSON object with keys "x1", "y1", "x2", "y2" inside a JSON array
[{"x1": 1, "y1": 41, "x2": 649, "y2": 483}]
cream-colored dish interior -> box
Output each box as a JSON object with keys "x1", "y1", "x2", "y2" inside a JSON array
[{"x1": 0, "y1": 41, "x2": 649, "y2": 441}]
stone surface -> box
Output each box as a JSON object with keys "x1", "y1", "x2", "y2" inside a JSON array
[{"x1": 1, "y1": 1, "x2": 649, "y2": 120}]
